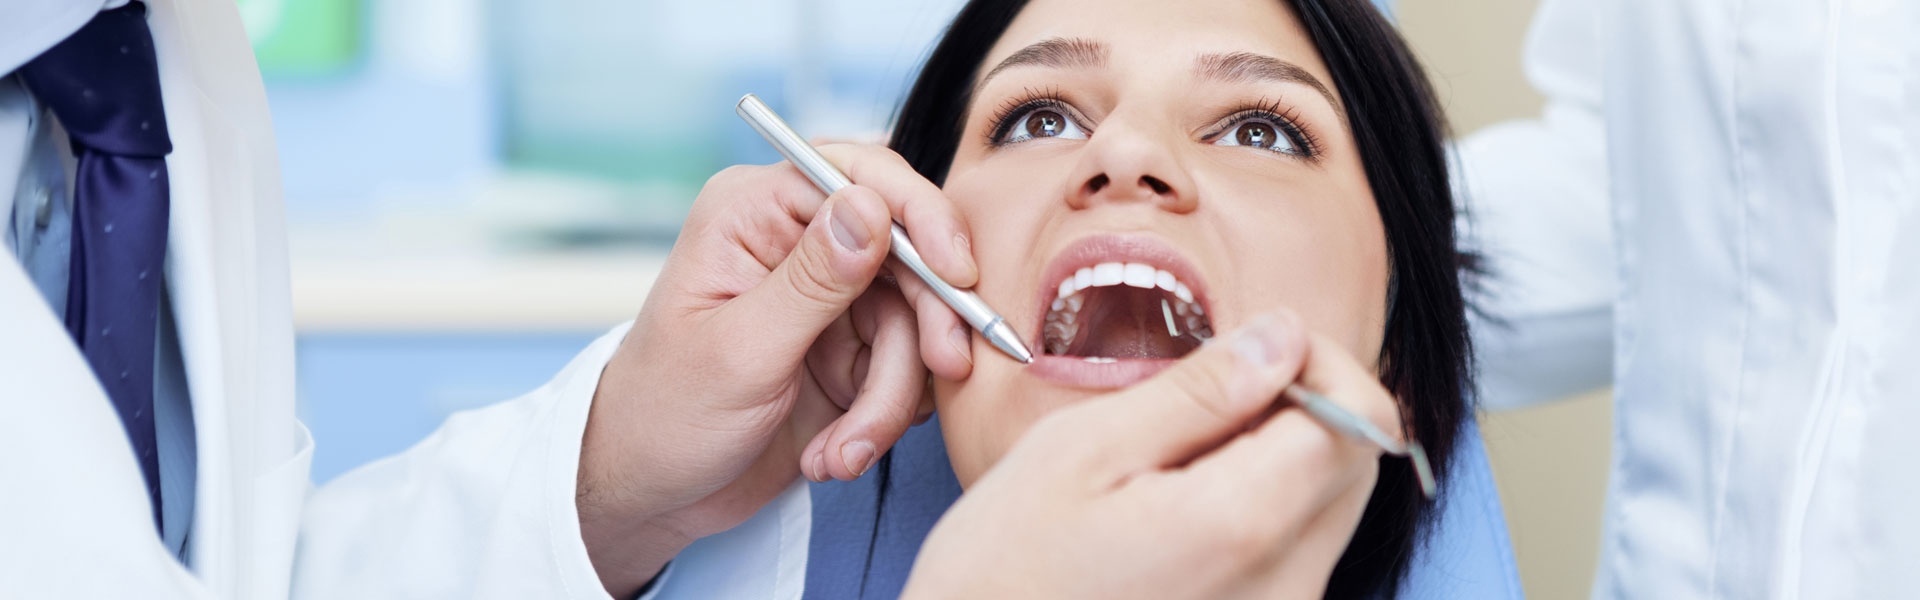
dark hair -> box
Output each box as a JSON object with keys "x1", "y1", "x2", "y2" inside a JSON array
[{"x1": 888, "y1": 1, "x2": 1473, "y2": 596}]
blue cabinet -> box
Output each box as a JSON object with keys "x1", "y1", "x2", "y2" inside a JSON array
[{"x1": 296, "y1": 331, "x2": 602, "y2": 483}]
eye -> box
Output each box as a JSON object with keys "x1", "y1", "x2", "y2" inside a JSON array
[
  {"x1": 998, "y1": 105, "x2": 1089, "y2": 144},
  {"x1": 1211, "y1": 116, "x2": 1308, "y2": 157}
]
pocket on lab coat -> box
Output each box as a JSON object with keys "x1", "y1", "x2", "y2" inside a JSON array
[{"x1": 245, "y1": 421, "x2": 313, "y2": 599}]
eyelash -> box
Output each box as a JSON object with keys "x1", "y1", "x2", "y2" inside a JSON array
[
  {"x1": 1206, "y1": 98, "x2": 1321, "y2": 158},
  {"x1": 986, "y1": 87, "x2": 1075, "y2": 146},
  {"x1": 984, "y1": 90, "x2": 1321, "y2": 159}
]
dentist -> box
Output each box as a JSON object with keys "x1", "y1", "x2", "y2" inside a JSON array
[{"x1": 0, "y1": 0, "x2": 974, "y2": 596}]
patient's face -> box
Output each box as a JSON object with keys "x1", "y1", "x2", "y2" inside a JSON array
[{"x1": 934, "y1": 0, "x2": 1390, "y2": 486}]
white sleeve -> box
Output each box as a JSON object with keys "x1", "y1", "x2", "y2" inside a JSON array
[
  {"x1": 1456, "y1": 0, "x2": 1616, "y2": 410},
  {"x1": 290, "y1": 323, "x2": 634, "y2": 599}
]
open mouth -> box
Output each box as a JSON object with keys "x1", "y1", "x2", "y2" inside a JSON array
[
  {"x1": 1042, "y1": 262, "x2": 1213, "y2": 359},
  {"x1": 1027, "y1": 235, "x2": 1215, "y2": 388}
]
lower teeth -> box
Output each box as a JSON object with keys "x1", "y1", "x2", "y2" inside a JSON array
[{"x1": 1042, "y1": 288, "x2": 1211, "y2": 357}]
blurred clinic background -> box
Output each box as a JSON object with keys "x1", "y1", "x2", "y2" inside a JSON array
[{"x1": 251, "y1": 0, "x2": 1604, "y2": 597}]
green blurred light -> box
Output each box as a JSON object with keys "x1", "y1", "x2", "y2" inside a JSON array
[{"x1": 239, "y1": 0, "x2": 363, "y2": 76}]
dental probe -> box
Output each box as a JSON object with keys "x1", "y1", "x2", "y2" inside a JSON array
[
  {"x1": 1171, "y1": 306, "x2": 1433, "y2": 499},
  {"x1": 736, "y1": 94, "x2": 1034, "y2": 364},
  {"x1": 1283, "y1": 385, "x2": 1436, "y2": 499}
]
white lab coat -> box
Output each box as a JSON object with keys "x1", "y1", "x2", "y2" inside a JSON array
[
  {"x1": 0, "y1": 0, "x2": 617, "y2": 597},
  {"x1": 1463, "y1": 0, "x2": 1920, "y2": 597}
]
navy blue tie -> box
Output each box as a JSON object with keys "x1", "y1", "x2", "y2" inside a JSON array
[{"x1": 19, "y1": 1, "x2": 173, "y2": 531}]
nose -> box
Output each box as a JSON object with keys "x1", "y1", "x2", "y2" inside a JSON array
[{"x1": 1065, "y1": 118, "x2": 1198, "y2": 213}]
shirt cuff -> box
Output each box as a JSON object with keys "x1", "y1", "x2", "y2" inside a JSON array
[{"x1": 633, "y1": 561, "x2": 675, "y2": 600}]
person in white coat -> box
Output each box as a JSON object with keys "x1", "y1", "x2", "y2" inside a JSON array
[
  {"x1": 0, "y1": 0, "x2": 1417, "y2": 597},
  {"x1": 1461, "y1": 0, "x2": 1920, "y2": 596}
]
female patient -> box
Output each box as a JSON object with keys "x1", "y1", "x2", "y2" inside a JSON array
[
  {"x1": 892, "y1": 0, "x2": 1471, "y2": 596},
  {"x1": 581, "y1": 0, "x2": 1493, "y2": 598}
]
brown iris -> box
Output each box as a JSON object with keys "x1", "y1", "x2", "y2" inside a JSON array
[
  {"x1": 1235, "y1": 122, "x2": 1277, "y2": 149},
  {"x1": 1024, "y1": 109, "x2": 1067, "y2": 138}
]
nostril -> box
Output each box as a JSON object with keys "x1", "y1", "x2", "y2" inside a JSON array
[
  {"x1": 1084, "y1": 173, "x2": 1111, "y2": 196},
  {"x1": 1142, "y1": 175, "x2": 1171, "y2": 196}
]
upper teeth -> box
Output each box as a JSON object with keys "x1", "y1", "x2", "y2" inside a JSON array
[{"x1": 1054, "y1": 262, "x2": 1199, "y2": 309}]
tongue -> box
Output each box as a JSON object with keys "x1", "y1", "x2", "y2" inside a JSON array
[{"x1": 1066, "y1": 287, "x2": 1203, "y2": 359}]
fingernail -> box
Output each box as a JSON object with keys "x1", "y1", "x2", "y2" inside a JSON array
[
  {"x1": 842, "y1": 441, "x2": 876, "y2": 477},
  {"x1": 1233, "y1": 314, "x2": 1293, "y2": 368},
  {"x1": 810, "y1": 451, "x2": 830, "y2": 482},
  {"x1": 952, "y1": 232, "x2": 978, "y2": 276},
  {"x1": 948, "y1": 324, "x2": 974, "y2": 367},
  {"x1": 829, "y1": 201, "x2": 870, "y2": 252}
]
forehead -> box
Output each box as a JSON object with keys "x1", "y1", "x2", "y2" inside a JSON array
[{"x1": 979, "y1": 0, "x2": 1329, "y2": 89}]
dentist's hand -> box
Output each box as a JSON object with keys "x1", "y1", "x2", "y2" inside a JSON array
[
  {"x1": 576, "y1": 145, "x2": 979, "y2": 596},
  {"x1": 903, "y1": 310, "x2": 1405, "y2": 600}
]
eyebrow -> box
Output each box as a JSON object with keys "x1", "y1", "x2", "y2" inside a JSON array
[
  {"x1": 979, "y1": 37, "x2": 1109, "y2": 87},
  {"x1": 1194, "y1": 51, "x2": 1344, "y2": 119}
]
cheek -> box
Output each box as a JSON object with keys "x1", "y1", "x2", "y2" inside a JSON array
[
  {"x1": 1208, "y1": 172, "x2": 1390, "y2": 360},
  {"x1": 942, "y1": 164, "x2": 1046, "y2": 278},
  {"x1": 933, "y1": 164, "x2": 1061, "y2": 489},
  {"x1": 1312, "y1": 215, "x2": 1391, "y2": 361},
  {"x1": 943, "y1": 156, "x2": 1067, "y2": 227}
]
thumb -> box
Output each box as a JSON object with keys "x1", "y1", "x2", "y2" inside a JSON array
[
  {"x1": 719, "y1": 184, "x2": 894, "y2": 365},
  {"x1": 1070, "y1": 308, "x2": 1310, "y2": 476}
]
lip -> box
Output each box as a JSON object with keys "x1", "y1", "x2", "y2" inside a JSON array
[
  {"x1": 1026, "y1": 234, "x2": 1214, "y2": 389},
  {"x1": 1029, "y1": 355, "x2": 1180, "y2": 389}
]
